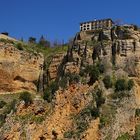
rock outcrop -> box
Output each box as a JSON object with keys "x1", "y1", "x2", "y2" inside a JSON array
[{"x1": 0, "y1": 43, "x2": 44, "y2": 93}]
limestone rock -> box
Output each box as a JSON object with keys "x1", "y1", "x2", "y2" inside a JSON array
[{"x1": 0, "y1": 44, "x2": 44, "y2": 93}]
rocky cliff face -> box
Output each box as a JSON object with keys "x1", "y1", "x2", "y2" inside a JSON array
[
  {"x1": 0, "y1": 42, "x2": 44, "y2": 93},
  {"x1": 0, "y1": 25, "x2": 140, "y2": 140}
]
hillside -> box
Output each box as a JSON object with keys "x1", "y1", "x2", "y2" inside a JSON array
[{"x1": 0, "y1": 24, "x2": 140, "y2": 140}]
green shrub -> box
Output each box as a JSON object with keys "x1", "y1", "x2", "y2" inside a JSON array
[
  {"x1": 43, "y1": 81, "x2": 59, "y2": 102},
  {"x1": 95, "y1": 89, "x2": 105, "y2": 108},
  {"x1": 0, "y1": 114, "x2": 6, "y2": 127},
  {"x1": 135, "y1": 125, "x2": 140, "y2": 140},
  {"x1": 96, "y1": 62, "x2": 105, "y2": 74},
  {"x1": 115, "y1": 79, "x2": 127, "y2": 92},
  {"x1": 103, "y1": 75, "x2": 113, "y2": 89},
  {"x1": 15, "y1": 43, "x2": 24, "y2": 50},
  {"x1": 135, "y1": 109, "x2": 140, "y2": 117},
  {"x1": 65, "y1": 73, "x2": 80, "y2": 84},
  {"x1": 127, "y1": 79, "x2": 134, "y2": 91},
  {"x1": 4, "y1": 99, "x2": 17, "y2": 114},
  {"x1": 49, "y1": 81, "x2": 59, "y2": 94},
  {"x1": 64, "y1": 131, "x2": 74, "y2": 139},
  {"x1": 43, "y1": 89, "x2": 52, "y2": 103},
  {"x1": 90, "y1": 107, "x2": 99, "y2": 118},
  {"x1": 87, "y1": 65, "x2": 100, "y2": 85},
  {"x1": 0, "y1": 100, "x2": 6, "y2": 109},
  {"x1": 59, "y1": 77, "x2": 67, "y2": 89},
  {"x1": 19, "y1": 92, "x2": 32, "y2": 106},
  {"x1": 117, "y1": 133, "x2": 132, "y2": 140}
]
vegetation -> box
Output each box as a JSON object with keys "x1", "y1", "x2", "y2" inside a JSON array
[
  {"x1": 39, "y1": 35, "x2": 50, "y2": 47},
  {"x1": 43, "y1": 81, "x2": 58, "y2": 102},
  {"x1": 64, "y1": 130, "x2": 74, "y2": 139},
  {"x1": 86, "y1": 64, "x2": 100, "y2": 85},
  {"x1": 70, "y1": 104, "x2": 99, "y2": 138},
  {"x1": 0, "y1": 99, "x2": 17, "y2": 127},
  {"x1": 115, "y1": 79, "x2": 134, "y2": 92},
  {"x1": 115, "y1": 79, "x2": 127, "y2": 92},
  {"x1": 3, "y1": 99, "x2": 17, "y2": 114},
  {"x1": 103, "y1": 75, "x2": 113, "y2": 89},
  {"x1": 100, "y1": 104, "x2": 116, "y2": 128},
  {"x1": 19, "y1": 92, "x2": 32, "y2": 106},
  {"x1": 135, "y1": 125, "x2": 140, "y2": 140},
  {"x1": 135, "y1": 109, "x2": 140, "y2": 117},
  {"x1": 127, "y1": 79, "x2": 134, "y2": 91},
  {"x1": 95, "y1": 89, "x2": 105, "y2": 108},
  {"x1": 0, "y1": 114, "x2": 6, "y2": 127},
  {"x1": 65, "y1": 72, "x2": 80, "y2": 84},
  {"x1": 28, "y1": 37, "x2": 36, "y2": 44},
  {"x1": 116, "y1": 133, "x2": 132, "y2": 140},
  {"x1": 0, "y1": 100, "x2": 6, "y2": 109},
  {"x1": 63, "y1": 88, "x2": 104, "y2": 139}
]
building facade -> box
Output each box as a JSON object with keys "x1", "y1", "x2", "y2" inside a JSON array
[{"x1": 80, "y1": 18, "x2": 114, "y2": 31}]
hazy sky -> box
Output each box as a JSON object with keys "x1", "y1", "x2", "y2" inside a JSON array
[{"x1": 0, "y1": 0, "x2": 139, "y2": 42}]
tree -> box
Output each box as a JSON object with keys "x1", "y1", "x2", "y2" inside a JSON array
[
  {"x1": 39, "y1": 35, "x2": 50, "y2": 47},
  {"x1": 28, "y1": 37, "x2": 36, "y2": 44}
]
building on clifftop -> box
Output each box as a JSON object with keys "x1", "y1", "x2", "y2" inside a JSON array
[{"x1": 80, "y1": 18, "x2": 114, "y2": 31}]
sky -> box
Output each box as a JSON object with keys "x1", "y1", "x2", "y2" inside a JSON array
[{"x1": 0, "y1": 0, "x2": 140, "y2": 42}]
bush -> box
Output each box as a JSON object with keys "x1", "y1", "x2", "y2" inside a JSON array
[
  {"x1": 127, "y1": 79, "x2": 134, "y2": 91},
  {"x1": 15, "y1": 43, "x2": 24, "y2": 50},
  {"x1": 64, "y1": 131, "x2": 74, "y2": 139},
  {"x1": 135, "y1": 109, "x2": 140, "y2": 117},
  {"x1": 115, "y1": 79, "x2": 134, "y2": 92},
  {"x1": 65, "y1": 73, "x2": 80, "y2": 84},
  {"x1": 115, "y1": 79, "x2": 127, "y2": 92},
  {"x1": 90, "y1": 107, "x2": 100, "y2": 118},
  {"x1": 49, "y1": 81, "x2": 59, "y2": 94},
  {"x1": 43, "y1": 81, "x2": 59, "y2": 102},
  {"x1": 96, "y1": 62, "x2": 105, "y2": 73},
  {"x1": 0, "y1": 114, "x2": 6, "y2": 127},
  {"x1": 19, "y1": 92, "x2": 32, "y2": 106},
  {"x1": 4, "y1": 99, "x2": 17, "y2": 114},
  {"x1": 0, "y1": 100, "x2": 6, "y2": 109},
  {"x1": 87, "y1": 65, "x2": 100, "y2": 85},
  {"x1": 135, "y1": 125, "x2": 140, "y2": 140},
  {"x1": 116, "y1": 133, "x2": 132, "y2": 140},
  {"x1": 103, "y1": 75, "x2": 113, "y2": 89},
  {"x1": 95, "y1": 89, "x2": 105, "y2": 108},
  {"x1": 59, "y1": 77, "x2": 67, "y2": 89},
  {"x1": 43, "y1": 89, "x2": 52, "y2": 103}
]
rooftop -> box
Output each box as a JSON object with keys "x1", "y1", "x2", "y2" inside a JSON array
[{"x1": 80, "y1": 18, "x2": 114, "y2": 25}]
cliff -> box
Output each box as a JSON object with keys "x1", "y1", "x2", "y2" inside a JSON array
[
  {"x1": 0, "y1": 42, "x2": 44, "y2": 93},
  {"x1": 0, "y1": 24, "x2": 140, "y2": 140}
]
